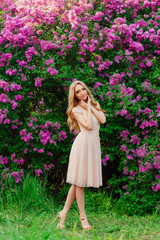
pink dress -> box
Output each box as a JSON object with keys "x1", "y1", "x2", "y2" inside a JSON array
[{"x1": 66, "y1": 104, "x2": 102, "y2": 188}]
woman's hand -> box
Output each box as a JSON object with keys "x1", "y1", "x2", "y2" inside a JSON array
[
  {"x1": 79, "y1": 99, "x2": 90, "y2": 110},
  {"x1": 90, "y1": 102, "x2": 106, "y2": 124},
  {"x1": 73, "y1": 96, "x2": 92, "y2": 130},
  {"x1": 87, "y1": 96, "x2": 91, "y2": 105}
]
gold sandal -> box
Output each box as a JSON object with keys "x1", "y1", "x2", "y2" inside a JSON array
[
  {"x1": 80, "y1": 216, "x2": 92, "y2": 230},
  {"x1": 54, "y1": 211, "x2": 67, "y2": 229}
]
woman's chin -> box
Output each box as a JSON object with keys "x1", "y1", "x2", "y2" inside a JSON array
[{"x1": 83, "y1": 96, "x2": 88, "y2": 100}]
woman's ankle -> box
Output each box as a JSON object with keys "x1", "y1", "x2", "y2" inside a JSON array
[
  {"x1": 60, "y1": 209, "x2": 68, "y2": 215},
  {"x1": 80, "y1": 213, "x2": 86, "y2": 220}
]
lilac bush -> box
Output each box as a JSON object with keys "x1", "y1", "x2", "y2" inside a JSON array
[{"x1": 0, "y1": 0, "x2": 160, "y2": 213}]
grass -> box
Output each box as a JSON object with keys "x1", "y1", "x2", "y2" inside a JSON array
[{"x1": 0, "y1": 173, "x2": 160, "y2": 240}]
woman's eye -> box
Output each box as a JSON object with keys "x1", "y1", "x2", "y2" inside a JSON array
[{"x1": 82, "y1": 88, "x2": 85, "y2": 90}]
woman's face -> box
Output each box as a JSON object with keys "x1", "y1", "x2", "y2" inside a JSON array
[{"x1": 74, "y1": 84, "x2": 88, "y2": 101}]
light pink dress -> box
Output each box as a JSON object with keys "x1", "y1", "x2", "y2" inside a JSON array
[{"x1": 66, "y1": 104, "x2": 102, "y2": 188}]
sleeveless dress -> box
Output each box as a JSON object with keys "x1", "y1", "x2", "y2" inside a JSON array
[{"x1": 66, "y1": 103, "x2": 102, "y2": 188}]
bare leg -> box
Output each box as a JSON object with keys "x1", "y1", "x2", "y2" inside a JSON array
[
  {"x1": 75, "y1": 186, "x2": 92, "y2": 229},
  {"x1": 75, "y1": 186, "x2": 85, "y2": 218},
  {"x1": 56, "y1": 184, "x2": 76, "y2": 228},
  {"x1": 62, "y1": 184, "x2": 76, "y2": 214}
]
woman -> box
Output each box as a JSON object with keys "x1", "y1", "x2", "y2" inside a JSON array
[{"x1": 55, "y1": 80, "x2": 106, "y2": 230}]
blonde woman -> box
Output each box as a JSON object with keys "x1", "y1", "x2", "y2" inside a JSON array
[{"x1": 55, "y1": 80, "x2": 106, "y2": 230}]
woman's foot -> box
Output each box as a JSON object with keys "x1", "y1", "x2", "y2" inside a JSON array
[
  {"x1": 80, "y1": 216, "x2": 92, "y2": 230},
  {"x1": 55, "y1": 210, "x2": 67, "y2": 229}
]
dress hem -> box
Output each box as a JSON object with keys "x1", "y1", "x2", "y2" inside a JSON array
[{"x1": 66, "y1": 180, "x2": 102, "y2": 188}]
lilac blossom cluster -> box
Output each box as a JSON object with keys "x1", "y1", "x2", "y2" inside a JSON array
[
  {"x1": 11, "y1": 170, "x2": 23, "y2": 183},
  {"x1": 0, "y1": 0, "x2": 160, "y2": 196}
]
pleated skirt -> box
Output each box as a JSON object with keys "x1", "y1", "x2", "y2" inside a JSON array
[{"x1": 66, "y1": 130, "x2": 102, "y2": 188}]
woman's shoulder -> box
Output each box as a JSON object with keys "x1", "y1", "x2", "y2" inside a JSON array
[
  {"x1": 71, "y1": 105, "x2": 84, "y2": 119},
  {"x1": 71, "y1": 105, "x2": 83, "y2": 114}
]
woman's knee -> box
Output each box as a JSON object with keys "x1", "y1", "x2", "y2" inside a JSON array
[{"x1": 75, "y1": 185, "x2": 84, "y2": 191}]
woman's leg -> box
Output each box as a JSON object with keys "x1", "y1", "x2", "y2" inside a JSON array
[
  {"x1": 62, "y1": 184, "x2": 76, "y2": 214},
  {"x1": 75, "y1": 186, "x2": 92, "y2": 228},
  {"x1": 75, "y1": 186, "x2": 85, "y2": 218},
  {"x1": 57, "y1": 184, "x2": 76, "y2": 228}
]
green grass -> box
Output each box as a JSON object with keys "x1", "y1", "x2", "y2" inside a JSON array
[{"x1": 0, "y1": 173, "x2": 160, "y2": 240}]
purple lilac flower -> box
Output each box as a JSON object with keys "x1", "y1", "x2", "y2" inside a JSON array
[
  {"x1": 54, "y1": 122, "x2": 61, "y2": 129},
  {"x1": 3, "y1": 118, "x2": 10, "y2": 124},
  {"x1": 102, "y1": 155, "x2": 110, "y2": 166},
  {"x1": 120, "y1": 130, "x2": 129, "y2": 138},
  {"x1": 94, "y1": 82, "x2": 102, "y2": 89},
  {"x1": 35, "y1": 169, "x2": 43, "y2": 176},
  {"x1": 35, "y1": 77, "x2": 44, "y2": 87},
  {"x1": 11, "y1": 170, "x2": 23, "y2": 183},
  {"x1": 0, "y1": 156, "x2": 8, "y2": 164}
]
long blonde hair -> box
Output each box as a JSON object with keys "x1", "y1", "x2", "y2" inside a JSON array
[{"x1": 66, "y1": 80, "x2": 104, "y2": 133}]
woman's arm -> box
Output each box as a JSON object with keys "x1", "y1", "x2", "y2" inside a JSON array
[
  {"x1": 72, "y1": 101, "x2": 92, "y2": 130},
  {"x1": 90, "y1": 104, "x2": 106, "y2": 124}
]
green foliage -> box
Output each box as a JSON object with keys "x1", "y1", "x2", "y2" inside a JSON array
[
  {"x1": 114, "y1": 188, "x2": 160, "y2": 216},
  {"x1": 0, "y1": 173, "x2": 160, "y2": 239},
  {"x1": 1, "y1": 171, "x2": 54, "y2": 213},
  {"x1": 0, "y1": 0, "x2": 160, "y2": 216}
]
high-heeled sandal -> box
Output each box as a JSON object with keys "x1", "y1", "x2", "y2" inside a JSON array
[
  {"x1": 80, "y1": 216, "x2": 92, "y2": 230},
  {"x1": 54, "y1": 211, "x2": 67, "y2": 229}
]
